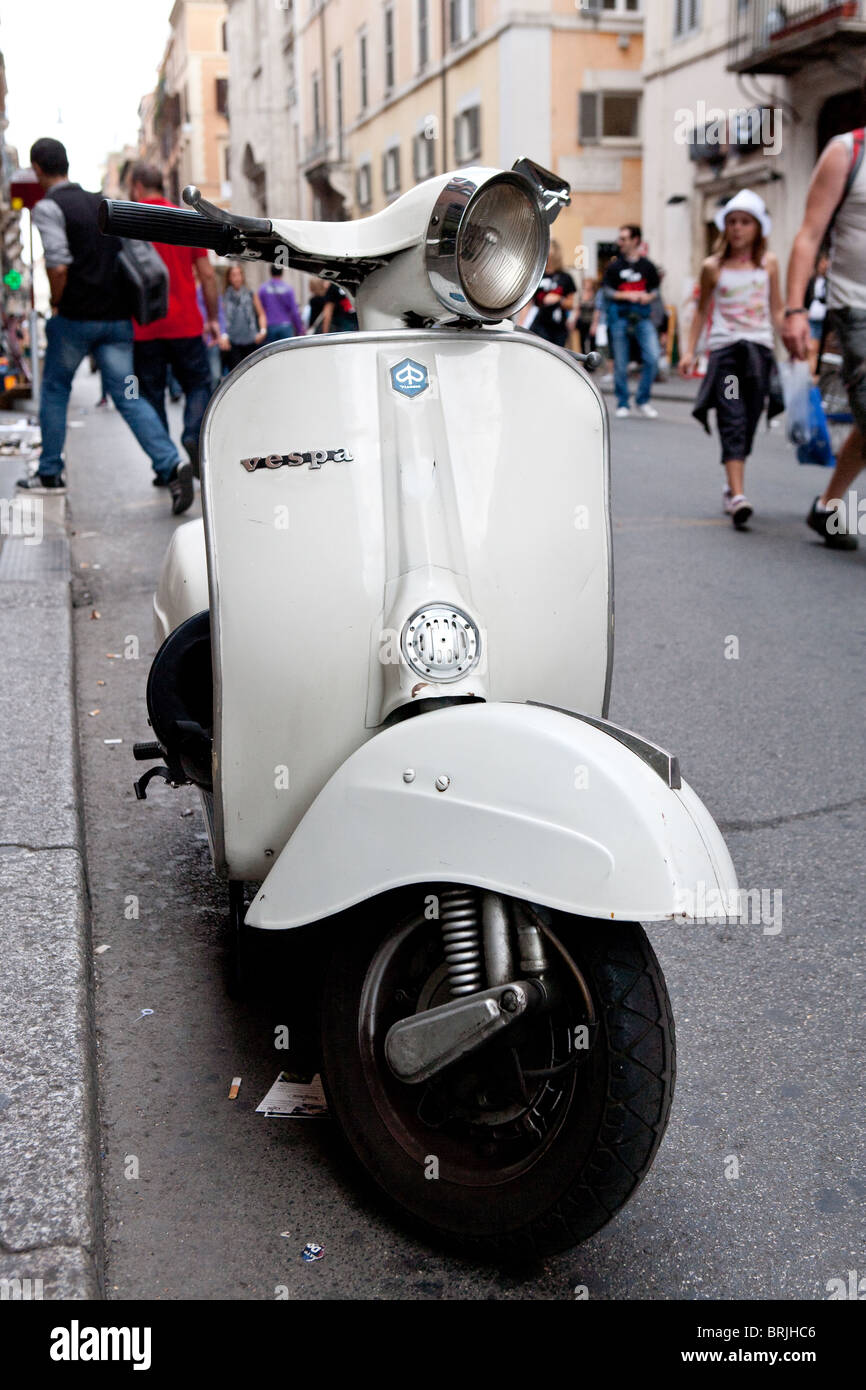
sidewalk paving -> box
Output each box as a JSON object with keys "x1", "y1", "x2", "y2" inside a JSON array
[{"x1": 0, "y1": 411, "x2": 102, "y2": 1300}]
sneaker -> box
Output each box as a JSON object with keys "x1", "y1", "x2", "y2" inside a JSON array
[
  {"x1": 615, "y1": 406, "x2": 631, "y2": 418},
  {"x1": 806, "y1": 496, "x2": 858, "y2": 550},
  {"x1": 728, "y1": 493, "x2": 753, "y2": 529},
  {"x1": 722, "y1": 485, "x2": 733, "y2": 514},
  {"x1": 637, "y1": 403, "x2": 659, "y2": 418},
  {"x1": 16, "y1": 472, "x2": 66, "y2": 492},
  {"x1": 168, "y1": 460, "x2": 194, "y2": 516}
]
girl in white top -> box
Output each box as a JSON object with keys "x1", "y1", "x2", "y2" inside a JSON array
[{"x1": 680, "y1": 189, "x2": 784, "y2": 529}]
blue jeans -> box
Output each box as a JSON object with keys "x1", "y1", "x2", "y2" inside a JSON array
[
  {"x1": 265, "y1": 324, "x2": 296, "y2": 343},
  {"x1": 39, "y1": 316, "x2": 180, "y2": 480},
  {"x1": 133, "y1": 335, "x2": 213, "y2": 457},
  {"x1": 607, "y1": 304, "x2": 659, "y2": 409}
]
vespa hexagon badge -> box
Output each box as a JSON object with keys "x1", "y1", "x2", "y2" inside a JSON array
[{"x1": 390, "y1": 357, "x2": 429, "y2": 398}]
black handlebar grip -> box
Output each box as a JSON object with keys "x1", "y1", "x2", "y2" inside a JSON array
[{"x1": 98, "y1": 198, "x2": 238, "y2": 254}]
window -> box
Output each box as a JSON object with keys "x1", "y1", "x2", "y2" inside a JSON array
[
  {"x1": 334, "y1": 52, "x2": 344, "y2": 158},
  {"x1": 579, "y1": 91, "x2": 640, "y2": 143},
  {"x1": 356, "y1": 161, "x2": 372, "y2": 208},
  {"x1": 215, "y1": 77, "x2": 228, "y2": 117},
  {"x1": 384, "y1": 6, "x2": 395, "y2": 94},
  {"x1": 312, "y1": 71, "x2": 321, "y2": 141},
  {"x1": 674, "y1": 0, "x2": 700, "y2": 37},
  {"x1": 449, "y1": 0, "x2": 476, "y2": 47},
  {"x1": 454, "y1": 105, "x2": 481, "y2": 163},
  {"x1": 383, "y1": 144, "x2": 401, "y2": 197},
  {"x1": 359, "y1": 30, "x2": 368, "y2": 110},
  {"x1": 413, "y1": 130, "x2": 436, "y2": 181},
  {"x1": 583, "y1": 0, "x2": 641, "y2": 11},
  {"x1": 418, "y1": 0, "x2": 429, "y2": 69},
  {"x1": 221, "y1": 20, "x2": 228, "y2": 50}
]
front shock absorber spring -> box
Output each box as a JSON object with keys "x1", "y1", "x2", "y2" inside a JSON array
[{"x1": 440, "y1": 887, "x2": 483, "y2": 997}]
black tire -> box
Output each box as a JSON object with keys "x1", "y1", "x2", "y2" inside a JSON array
[{"x1": 320, "y1": 893, "x2": 675, "y2": 1260}]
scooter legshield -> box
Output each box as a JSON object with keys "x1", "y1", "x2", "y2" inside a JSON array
[
  {"x1": 245, "y1": 701, "x2": 737, "y2": 931},
  {"x1": 199, "y1": 330, "x2": 612, "y2": 883}
]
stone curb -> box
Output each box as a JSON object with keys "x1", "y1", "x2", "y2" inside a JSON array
[{"x1": 0, "y1": 462, "x2": 103, "y2": 1301}]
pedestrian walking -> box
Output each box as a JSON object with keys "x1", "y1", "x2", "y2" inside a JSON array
[
  {"x1": 17, "y1": 138, "x2": 193, "y2": 513},
  {"x1": 258, "y1": 266, "x2": 305, "y2": 342},
  {"x1": 603, "y1": 225, "x2": 661, "y2": 418},
  {"x1": 305, "y1": 277, "x2": 328, "y2": 333},
  {"x1": 127, "y1": 163, "x2": 219, "y2": 480},
  {"x1": 678, "y1": 189, "x2": 784, "y2": 530},
  {"x1": 197, "y1": 283, "x2": 226, "y2": 391},
  {"x1": 651, "y1": 268, "x2": 671, "y2": 378},
  {"x1": 804, "y1": 251, "x2": 830, "y2": 373},
  {"x1": 572, "y1": 276, "x2": 598, "y2": 355},
  {"x1": 526, "y1": 240, "x2": 575, "y2": 348},
  {"x1": 784, "y1": 106, "x2": 866, "y2": 551},
  {"x1": 220, "y1": 265, "x2": 267, "y2": 369},
  {"x1": 320, "y1": 281, "x2": 359, "y2": 333}
]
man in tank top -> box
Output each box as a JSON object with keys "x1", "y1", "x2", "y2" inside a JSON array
[{"x1": 785, "y1": 74, "x2": 866, "y2": 550}]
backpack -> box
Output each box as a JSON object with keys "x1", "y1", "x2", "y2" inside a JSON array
[{"x1": 117, "y1": 238, "x2": 169, "y2": 326}]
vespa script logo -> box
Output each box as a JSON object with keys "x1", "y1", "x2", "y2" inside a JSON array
[
  {"x1": 390, "y1": 358, "x2": 429, "y2": 398},
  {"x1": 240, "y1": 448, "x2": 353, "y2": 472}
]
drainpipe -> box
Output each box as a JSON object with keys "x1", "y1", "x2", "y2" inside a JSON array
[{"x1": 440, "y1": 0, "x2": 448, "y2": 173}]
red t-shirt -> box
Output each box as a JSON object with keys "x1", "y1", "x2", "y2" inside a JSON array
[{"x1": 132, "y1": 194, "x2": 207, "y2": 341}]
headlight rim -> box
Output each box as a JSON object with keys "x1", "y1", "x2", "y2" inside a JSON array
[{"x1": 425, "y1": 171, "x2": 548, "y2": 323}]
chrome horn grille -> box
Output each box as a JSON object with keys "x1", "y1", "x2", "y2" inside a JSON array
[{"x1": 401, "y1": 605, "x2": 480, "y2": 683}]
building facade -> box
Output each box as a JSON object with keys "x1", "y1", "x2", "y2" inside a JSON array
[
  {"x1": 643, "y1": 0, "x2": 866, "y2": 311},
  {"x1": 279, "y1": 0, "x2": 646, "y2": 281},
  {"x1": 138, "y1": 0, "x2": 229, "y2": 208}
]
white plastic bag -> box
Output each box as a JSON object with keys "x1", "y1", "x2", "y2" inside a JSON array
[{"x1": 778, "y1": 358, "x2": 812, "y2": 445}]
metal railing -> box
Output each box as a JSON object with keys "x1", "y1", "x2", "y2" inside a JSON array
[{"x1": 729, "y1": 0, "x2": 863, "y2": 70}]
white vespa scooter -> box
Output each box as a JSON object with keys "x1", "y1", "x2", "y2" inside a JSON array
[{"x1": 100, "y1": 160, "x2": 737, "y2": 1258}]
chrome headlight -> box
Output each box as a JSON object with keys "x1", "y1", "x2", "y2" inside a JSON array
[{"x1": 425, "y1": 172, "x2": 549, "y2": 322}]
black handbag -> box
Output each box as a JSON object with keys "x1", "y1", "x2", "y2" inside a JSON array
[{"x1": 117, "y1": 238, "x2": 169, "y2": 326}]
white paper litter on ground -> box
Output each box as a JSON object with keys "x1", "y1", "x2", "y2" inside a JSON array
[{"x1": 256, "y1": 1071, "x2": 328, "y2": 1118}]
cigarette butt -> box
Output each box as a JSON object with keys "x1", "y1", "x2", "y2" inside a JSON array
[
  {"x1": 80, "y1": 561, "x2": 89, "y2": 569},
  {"x1": 106, "y1": 653, "x2": 121, "y2": 659},
  {"x1": 91, "y1": 610, "x2": 100, "y2": 620},
  {"x1": 103, "y1": 738, "x2": 122, "y2": 745},
  {"x1": 97, "y1": 680, "x2": 105, "y2": 686},
  {"x1": 229, "y1": 1077, "x2": 242, "y2": 1100},
  {"x1": 89, "y1": 709, "x2": 100, "y2": 717}
]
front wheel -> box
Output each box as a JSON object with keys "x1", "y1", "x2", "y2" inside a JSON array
[{"x1": 320, "y1": 892, "x2": 675, "y2": 1259}]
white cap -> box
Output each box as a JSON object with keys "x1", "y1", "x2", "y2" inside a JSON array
[{"x1": 714, "y1": 188, "x2": 772, "y2": 238}]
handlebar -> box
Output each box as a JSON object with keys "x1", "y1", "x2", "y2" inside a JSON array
[{"x1": 98, "y1": 199, "x2": 243, "y2": 255}]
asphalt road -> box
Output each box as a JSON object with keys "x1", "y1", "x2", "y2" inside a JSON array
[{"x1": 65, "y1": 366, "x2": 865, "y2": 1300}]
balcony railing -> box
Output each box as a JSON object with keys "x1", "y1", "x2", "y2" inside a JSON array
[
  {"x1": 729, "y1": 0, "x2": 866, "y2": 74},
  {"x1": 303, "y1": 131, "x2": 347, "y2": 167}
]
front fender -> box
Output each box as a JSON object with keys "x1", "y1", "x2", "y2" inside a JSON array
[{"x1": 246, "y1": 702, "x2": 737, "y2": 930}]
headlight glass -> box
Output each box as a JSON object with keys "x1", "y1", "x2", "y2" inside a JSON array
[{"x1": 457, "y1": 180, "x2": 547, "y2": 314}]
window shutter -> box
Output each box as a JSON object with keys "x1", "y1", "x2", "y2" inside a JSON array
[{"x1": 579, "y1": 92, "x2": 599, "y2": 145}]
